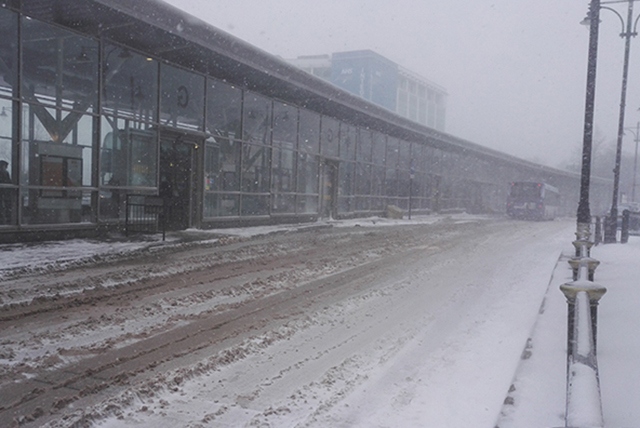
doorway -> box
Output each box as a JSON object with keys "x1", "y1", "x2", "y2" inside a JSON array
[{"x1": 159, "y1": 133, "x2": 200, "y2": 230}]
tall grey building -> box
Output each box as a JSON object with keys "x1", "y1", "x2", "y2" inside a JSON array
[{"x1": 287, "y1": 50, "x2": 447, "y2": 132}]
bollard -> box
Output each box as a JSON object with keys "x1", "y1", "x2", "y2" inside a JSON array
[
  {"x1": 594, "y1": 216, "x2": 602, "y2": 245},
  {"x1": 621, "y1": 209, "x2": 630, "y2": 243},
  {"x1": 603, "y1": 214, "x2": 618, "y2": 243}
]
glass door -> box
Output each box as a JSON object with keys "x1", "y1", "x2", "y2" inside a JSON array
[{"x1": 159, "y1": 134, "x2": 198, "y2": 230}]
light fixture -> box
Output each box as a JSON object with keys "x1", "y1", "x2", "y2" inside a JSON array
[
  {"x1": 75, "y1": 47, "x2": 91, "y2": 63},
  {"x1": 118, "y1": 49, "x2": 132, "y2": 59}
]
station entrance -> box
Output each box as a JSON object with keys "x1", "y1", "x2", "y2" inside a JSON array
[{"x1": 159, "y1": 132, "x2": 201, "y2": 230}]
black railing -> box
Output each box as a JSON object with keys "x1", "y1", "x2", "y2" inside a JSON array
[{"x1": 125, "y1": 194, "x2": 166, "y2": 241}]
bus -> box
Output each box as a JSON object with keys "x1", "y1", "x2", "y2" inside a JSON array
[{"x1": 506, "y1": 182, "x2": 561, "y2": 220}]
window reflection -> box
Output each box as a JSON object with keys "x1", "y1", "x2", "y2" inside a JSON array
[
  {"x1": 203, "y1": 136, "x2": 241, "y2": 217},
  {"x1": 207, "y1": 79, "x2": 241, "y2": 139},
  {"x1": 22, "y1": 18, "x2": 98, "y2": 110},
  {"x1": 320, "y1": 117, "x2": 339, "y2": 158},
  {"x1": 160, "y1": 62, "x2": 204, "y2": 131},
  {"x1": 100, "y1": 117, "x2": 157, "y2": 188},
  {"x1": 299, "y1": 109, "x2": 320, "y2": 154},
  {"x1": 271, "y1": 146, "x2": 295, "y2": 214},
  {"x1": 0, "y1": 7, "x2": 17, "y2": 98},
  {"x1": 339, "y1": 123, "x2": 356, "y2": 161},
  {"x1": 243, "y1": 93, "x2": 271, "y2": 144},
  {"x1": 242, "y1": 144, "x2": 270, "y2": 193},
  {"x1": 272, "y1": 102, "x2": 297, "y2": 148},
  {"x1": 103, "y1": 44, "x2": 158, "y2": 124}
]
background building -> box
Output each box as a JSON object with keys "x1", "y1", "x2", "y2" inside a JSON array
[{"x1": 288, "y1": 50, "x2": 448, "y2": 132}]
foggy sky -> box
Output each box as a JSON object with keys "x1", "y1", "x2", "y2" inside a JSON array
[{"x1": 163, "y1": 0, "x2": 640, "y2": 170}]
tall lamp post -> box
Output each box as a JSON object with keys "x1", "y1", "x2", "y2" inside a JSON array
[
  {"x1": 624, "y1": 120, "x2": 640, "y2": 202},
  {"x1": 577, "y1": 0, "x2": 601, "y2": 233},
  {"x1": 594, "y1": 0, "x2": 640, "y2": 243}
]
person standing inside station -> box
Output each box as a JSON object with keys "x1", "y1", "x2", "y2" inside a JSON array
[{"x1": 0, "y1": 160, "x2": 12, "y2": 224}]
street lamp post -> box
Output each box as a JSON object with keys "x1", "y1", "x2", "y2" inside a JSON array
[
  {"x1": 623, "y1": 120, "x2": 640, "y2": 202},
  {"x1": 601, "y1": 0, "x2": 640, "y2": 243},
  {"x1": 632, "y1": 121, "x2": 640, "y2": 202},
  {"x1": 577, "y1": 0, "x2": 601, "y2": 230},
  {"x1": 409, "y1": 165, "x2": 414, "y2": 220}
]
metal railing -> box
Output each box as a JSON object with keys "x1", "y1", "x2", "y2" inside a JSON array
[
  {"x1": 560, "y1": 222, "x2": 606, "y2": 427},
  {"x1": 125, "y1": 194, "x2": 166, "y2": 241}
]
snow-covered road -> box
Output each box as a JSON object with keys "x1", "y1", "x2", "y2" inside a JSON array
[{"x1": 0, "y1": 216, "x2": 575, "y2": 427}]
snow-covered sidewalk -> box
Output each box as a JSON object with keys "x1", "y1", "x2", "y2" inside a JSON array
[
  {"x1": 497, "y1": 235, "x2": 640, "y2": 428},
  {"x1": 0, "y1": 216, "x2": 437, "y2": 281}
]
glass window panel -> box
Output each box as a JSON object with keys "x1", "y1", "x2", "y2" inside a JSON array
[
  {"x1": 206, "y1": 78, "x2": 241, "y2": 139},
  {"x1": 398, "y1": 140, "x2": 411, "y2": 171},
  {"x1": 243, "y1": 92, "x2": 271, "y2": 144},
  {"x1": 412, "y1": 144, "x2": 424, "y2": 172},
  {"x1": 204, "y1": 139, "x2": 220, "y2": 192},
  {"x1": 204, "y1": 137, "x2": 241, "y2": 192},
  {"x1": 339, "y1": 162, "x2": 354, "y2": 198},
  {"x1": 22, "y1": 105, "x2": 95, "y2": 187},
  {"x1": 100, "y1": 116, "x2": 157, "y2": 188},
  {"x1": 241, "y1": 194, "x2": 269, "y2": 216},
  {"x1": 0, "y1": 111, "x2": 14, "y2": 222},
  {"x1": 339, "y1": 123, "x2": 356, "y2": 161},
  {"x1": 355, "y1": 163, "x2": 371, "y2": 196},
  {"x1": 99, "y1": 184, "x2": 124, "y2": 220},
  {"x1": 0, "y1": 100, "x2": 12, "y2": 173},
  {"x1": 299, "y1": 108, "x2": 320, "y2": 154},
  {"x1": 385, "y1": 167, "x2": 397, "y2": 197},
  {"x1": 221, "y1": 139, "x2": 241, "y2": 192},
  {"x1": 418, "y1": 99, "x2": 427, "y2": 125},
  {"x1": 21, "y1": 188, "x2": 92, "y2": 225},
  {"x1": 297, "y1": 194, "x2": 318, "y2": 214},
  {"x1": 297, "y1": 152, "x2": 318, "y2": 194},
  {"x1": 338, "y1": 196, "x2": 352, "y2": 213},
  {"x1": 204, "y1": 193, "x2": 239, "y2": 217},
  {"x1": 398, "y1": 170, "x2": 410, "y2": 197},
  {"x1": 21, "y1": 102, "x2": 94, "y2": 148},
  {"x1": 0, "y1": 99, "x2": 11, "y2": 138},
  {"x1": 386, "y1": 137, "x2": 399, "y2": 168},
  {"x1": 371, "y1": 196, "x2": 384, "y2": 211},
  {"x1": 160, "y1": 63, "x2": 205, "y2": 131},
  {"x1": 409, "y1": 94, "x2": 418, "y2": 121},
  {"x1": 22, "y1": 18, "x2": 98, "y2": 110},
  {"x1": 0, "y1": 186, "x2": 15, "y2": 225},
  {"x1": 398, "y1": 91, "x2": 408, "y2": 117},
  {"x1": 371, "y1": 165, "x2": 385, "y2": 196},
  {"x1": 272, "y1": 193, "x2": 295, "y2": 214},
  {"x1": 103, "y1": 45, "x2": 158, "y2": 123},
  {"x1": 272, "y1": 147, "x2": 295, "y2": 193},
  {"x1": 320, "y1": 116, "x2": 339, "y2": 158},
  {"x1": 0, "y1": 8, "x2": 17, "y2": 98},
  {"x1": 0, "y1": 137, "x2": 11, "y2": 174},
  {"x1": 242, "y1": 143, "x2": 270, "y2": 193},
  {"x1": 357, "y1": 129, "x2": 372, "y2": 163},
  {"x1": 272, "y1": 102, "x2": 297, "y2": 147},
  {"x1": 372, "y1": 132, "x2": 386, "y2": 165}
]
